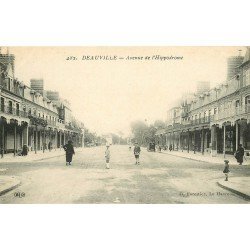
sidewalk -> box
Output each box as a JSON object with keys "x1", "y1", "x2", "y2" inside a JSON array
[
  {"x1": 159, "y1": 149, "x2": 250, "y2": 200},
  {"x1": 160, "y1": 150, "x2": 250, "y2": 166},
  {"x1": 0, "y1": 147, "x2": 85, "y2": 164},
  {"x1": 217, "y1": 177, "x2": 250, "y2": 201},
  {"x1": 0, "y1": 176, "x2": 20, "y2": 196}
]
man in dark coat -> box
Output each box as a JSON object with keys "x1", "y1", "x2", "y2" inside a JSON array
[
  {"x1": 22, "y1": 144, "x2": 28, "y2": 156},
  {"x1": 235, "y1": 144, "x2": 244, "y2": 165},
  {"x1": 48, "y1": 141, "x2": 52, "y2": 152},
  {"x1": 63, "y1": 140, "x2": 75, "y2": 166}
]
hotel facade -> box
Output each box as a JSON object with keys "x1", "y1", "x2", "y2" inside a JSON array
[
  {"x1": 156, "y1": 48, "x2": 250, "y2": 158},
  {"x1": 0, "y1": 50, "x2": 84, "y2": 157}
]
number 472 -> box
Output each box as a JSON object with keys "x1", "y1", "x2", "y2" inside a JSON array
[{"x1": 66, "y1": 56, "x2": 77, "y2": 60}]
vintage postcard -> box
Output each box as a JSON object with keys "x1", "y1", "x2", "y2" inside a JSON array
[{"x1": 0, "y1": 46, "x2": 249, "y2": 204}]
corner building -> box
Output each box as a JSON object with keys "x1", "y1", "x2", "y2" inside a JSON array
[{"x1": 0, "y1": 50, "x2": 84, "y2": 157}]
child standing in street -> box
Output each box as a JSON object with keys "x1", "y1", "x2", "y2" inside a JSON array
[
  {"x1": 223, "y1": 160, "x2": 230, "y2": 181},
  {"x1": 105, "y1": 145, "x2": 110, "y2": 169},
  {"x1": 134, "y1": 142, "x2": 141, "y2": 165}
]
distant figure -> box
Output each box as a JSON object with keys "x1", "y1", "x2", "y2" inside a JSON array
[
  {"x1": 235, "y1": 144, "x2": 245, "y2": 165},
  {"x1": 223, "y1": 160, "x2": 230, "y2": 181},
  {"x1": 22, "y1": 144, "x2": 28, "y2": 156},
  {"x1": 48, "y1": 141, "x2": 52, "y2": 152},
  {"x1": 105, "y1": 145, "x2": 111, "y2": 169},
  {"x1": 134, "y1": 142, "x2": 141, "y2": 165},
  {"x1": 63, "y1": 140, "x2": 75, "y2": 166},
  {"x1": 169, "y1": 144, "x2": 173, "y2": 151}
]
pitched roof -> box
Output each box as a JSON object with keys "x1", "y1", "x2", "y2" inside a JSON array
[
  {"x1": 242, "y1": 47, "x2": 250, "y2": 65},
  {"x1": 6, "y1": 63, "x2": 14, "y2": 78}
]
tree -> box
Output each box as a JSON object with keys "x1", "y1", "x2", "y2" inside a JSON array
[
  {"x1": 154, "y1": 120, "x2": 166, "y2": 129},
  {"x1": 144, "y1": 125, "x2": 157, "y2": 144},
  {"x1": 84, "y1": 128, "x2": 102, "y2": 146},
  {"x1": 130, "y1": 120, "x2": 149, "y2": 146}
]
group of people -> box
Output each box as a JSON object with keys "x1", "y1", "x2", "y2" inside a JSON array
[
  {"x1": 63, "y1": 141, "x2": 247, "y2": 183},
  {"x1": 63, "y1": 141, "x2": 141, "y2": 168},
  {"x1": 104, "y1": 142, "x2": 141, "y2": 169}
]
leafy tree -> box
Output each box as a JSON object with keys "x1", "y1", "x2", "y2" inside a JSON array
[
  {"x1": 130, "y1": 120, "x2": 149, "y2": 146},
  {"x1": 154, "y1": 120, "x2": 166, "y2": 129}
]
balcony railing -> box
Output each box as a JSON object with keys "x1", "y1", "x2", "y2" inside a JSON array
[
  {"x1": 191, "y1": 116, "x2": 214, "y2": 125},
  {"x1": 0, "y1": 106, "x2": 28, "y2": 118},
  {"x1": 215, "y1": 105, "x2": 250, "y2": 120},
  {"x1": 179, "y1": 105, "x2": 250, "y2": 127},
  {"x1": 0, "y1": 106, "x2": 58, "y2": 126},
  {"x1": 181, "y1": 116, "x2": 214, "y2": 126}
]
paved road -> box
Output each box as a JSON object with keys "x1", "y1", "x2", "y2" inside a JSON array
[{"x1": 0, "y1": 145, "x2": 249, "y2": 204}]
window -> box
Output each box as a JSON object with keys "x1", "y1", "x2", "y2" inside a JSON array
[
  {"x1": 7, "y1": 79, "x2": 11, "y2": 91},
  {"x1": 8, "y1": 101, "x2": 13, "y2": 114},
  {"x1": 214, "y1": 108, "x2": 217, "y2": 114},
  {"x1": 245, "y1": 96, "x2": 250, "y2": 112},
  {"x1": 1, "y1": 97, "x2": 4, "y2": 112},
  {"x1": 245, "y1": 95, "x2": 250, "y2": 105},
  {"x1": 243, "y1": 68, "x2": 250, "y2": 86},
  {"x1": 235, "y1": 100, "x2": 240, "y2": 107},
  {"x1": 16, "y1": 103, "x2": 20, "y2": 116}
]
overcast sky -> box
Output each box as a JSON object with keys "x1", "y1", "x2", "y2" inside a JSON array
[{"x1": 5, "y1": 46, "x2": 246, "y2": 136}]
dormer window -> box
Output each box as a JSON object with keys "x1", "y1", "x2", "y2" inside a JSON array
[{"x1": 235, "y1": 100, "x2": 240, "y2": 107}]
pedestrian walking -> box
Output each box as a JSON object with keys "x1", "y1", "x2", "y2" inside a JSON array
[
  {"x1": 105, "y1": 145, "x2": 111, "y2": 169},
  {"x1": 134, "y1": 142, "x2": 141, "y2": 165},
  {"x1": 169, "y1": 144, "x2": 172, "y2": 151},
  {"x1": 223, "y1": 160, "x2": 230, "y2": 181},
  {"x1": 48, "y1": 141, "x2": 52, "y2": 152},
  {"x1": 63, "y1": 140, "x2": 75, "y2": 166},
  {"x1": 235, "y1": 144, "x2": 245, "y2": 165}
]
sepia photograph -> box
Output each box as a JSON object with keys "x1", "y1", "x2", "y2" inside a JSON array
[{"x1": 0, "y1": 46, "x2": 250, "y2": 204}]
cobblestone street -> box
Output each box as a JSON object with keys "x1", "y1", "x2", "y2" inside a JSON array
[{"x1": 0, "y1": 145, "x2": 249, "y2": 204}]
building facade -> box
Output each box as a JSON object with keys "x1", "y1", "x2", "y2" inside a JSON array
[
  {"x1": 156, "y1": 48, "x2": 250, "y2": 158},
  {"x1": 0, "y1": 51, "x2": 84, "y2": 157}
]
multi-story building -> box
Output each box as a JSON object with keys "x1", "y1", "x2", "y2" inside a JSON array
[
  {"x1": 156, "y1": 48, "x2": 250, "y2": 158},
  {"x1": 0, "y1": 50, "x2": 84, "y2": 157}
]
